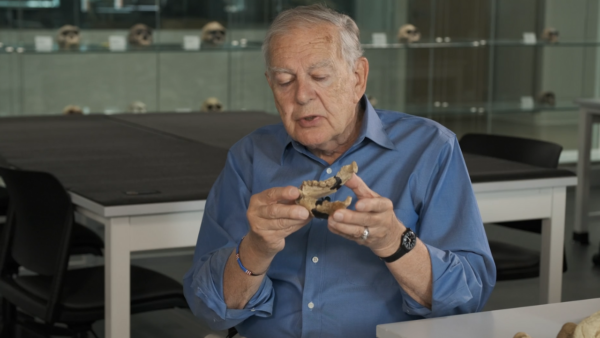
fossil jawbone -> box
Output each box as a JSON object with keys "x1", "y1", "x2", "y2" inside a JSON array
[{"x1": 296, "y1": 161, "x2": 358, "y2": 219}]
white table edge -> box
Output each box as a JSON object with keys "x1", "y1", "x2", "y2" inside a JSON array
[
  {"x1": 70, "y1": 192, "x2": 206, "y2": 217},
  {"x1": 471, "y1": 176, "x2": 577, "y2": 193},
  {"x1": 376, "y1": 297, "x2": 600, "y2": 338}
]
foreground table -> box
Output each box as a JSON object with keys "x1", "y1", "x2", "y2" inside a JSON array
[
  {"x1": 0, "y1": 113, "x2": 576, "y2": 337},
  {"x1": 377, "y1": 298, "x2": 600, "y2": 338}
]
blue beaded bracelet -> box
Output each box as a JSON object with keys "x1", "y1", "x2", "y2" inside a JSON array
[{"x1": 236, "y1": 237, "x2": 263, "y2": 276}]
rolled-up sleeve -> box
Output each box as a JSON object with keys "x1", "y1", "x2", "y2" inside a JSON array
[
  {"x1": 183, "y1": 149, "x2": 276, "y2": 330},
  {"x1": 403, "y1": 136, "x2": 496, "y2": 318}
]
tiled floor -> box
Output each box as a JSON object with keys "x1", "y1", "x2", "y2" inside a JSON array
[{"x1": 82, "y1": 186, "x2": 600, "y2": 338}]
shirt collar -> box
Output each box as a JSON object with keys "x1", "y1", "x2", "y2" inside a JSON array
[{"x1": 280, "y1": 95, "x2": 395, "y2": 164}]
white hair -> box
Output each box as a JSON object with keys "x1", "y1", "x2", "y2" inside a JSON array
[{"x1": 262, "y1": 4, "x2": 363, "y2": 72}]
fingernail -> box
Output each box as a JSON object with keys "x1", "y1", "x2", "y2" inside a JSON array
[
  {"x1": 333, "y1": 212, "x2": 343, "y2": 222},
  {"x1": 356, "y1": 201, "x2": 364, "y2": 211},
  {"x1": 298, "y1": 208, "x2": 309, "y2": 219}
]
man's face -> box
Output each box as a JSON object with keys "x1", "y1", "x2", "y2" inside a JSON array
[{"x1": 266, "y1": 24, "x2": 364, "y2": 151}]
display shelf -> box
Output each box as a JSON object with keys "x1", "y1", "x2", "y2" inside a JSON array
[
  {"x1": 491, "y1": 39, "x2": 600, "y2": 47},
  {"x1": 4, "y1": 39, "x2": 600, "y2": 55},
  {"x1": 1, "y1": 41, "x2": 263, "y2": 54},
  {"x1": 404, "y1": 101, "x2": 579, "y2": 116}
]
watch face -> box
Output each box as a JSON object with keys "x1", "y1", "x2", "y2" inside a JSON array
[{"x1": 402, "y1": 230, "x2": 417, "y2": 250}]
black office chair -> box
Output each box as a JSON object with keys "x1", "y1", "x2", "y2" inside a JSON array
[
  {"x1": 0, "y1": 167, "x2": 188, "y2": 337},
  {"x1": 593, "y1": 242, "x2": 600, "y2": 266},
  {"x1": 0, "y1": 187, "x2": 7, "y2": 224},
  {"x1": 0, "y1": 173, "x2": 103, "y2": 258},
  {"x1": 459, "y1": 133, "x2": 568, "y2": 281}
]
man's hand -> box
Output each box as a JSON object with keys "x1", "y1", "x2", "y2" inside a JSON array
[
  {"x1": 328, "y1": 174, "x2": 406, "y2": 257},
  {"x1": 246, "y1": 186, "x2": 311, "y2": 258}
]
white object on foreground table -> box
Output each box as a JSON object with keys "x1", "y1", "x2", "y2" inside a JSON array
[{"x1": 377, "y1": 298, "x2": 600, "y2": 338}]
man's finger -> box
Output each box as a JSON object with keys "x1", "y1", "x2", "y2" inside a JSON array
[
  {"x1": 355, "y1": 197, "x2": 393, "y2": 213},
  {"x1": 260, "y1": 203, "x2": 309, "y2": 221},
  {"x1": 344, "y1": 174, "x2": 380, "y2": 199},
  {"x1": 260, "y1": 186, "x2": 301, "y2": 204},
  {"x1": 328, "y1": 217, "x2": 370, "y2": 239},
  {"x1": 332, "y1": 209, "x2": 383, "y2": 228}
]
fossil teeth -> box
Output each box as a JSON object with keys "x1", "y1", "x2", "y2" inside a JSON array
[{"x1": 296, "y1": 161, "x2": 358, "y2": 217}]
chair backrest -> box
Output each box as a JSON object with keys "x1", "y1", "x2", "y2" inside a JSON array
[
  {"x1": 459, "y1": 133, "x2": 563, "y2": 169},
  {"x1": 0, "y1": 186, "x2": 8, "y2": 216},
  {"x1": 0, "y1": 167, "x2": 73, "y2": 276}
]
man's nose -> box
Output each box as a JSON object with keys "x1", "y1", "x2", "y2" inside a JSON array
[{"x1": 294, "y1": 78, "x2": 314, "y2": 105}]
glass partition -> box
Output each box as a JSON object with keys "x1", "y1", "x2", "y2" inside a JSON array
[{"x1": 0, "y1": 0, "x2": 597, "y2": 158}]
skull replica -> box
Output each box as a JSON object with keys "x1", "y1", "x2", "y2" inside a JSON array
[
  {"x1": 513, "y1": 310, "x2": 600, "y2": 338},
  {"x1": 541, "y1": 27, "x2": 559, "y2": 43},
  {"x1": 63, "y1": 105, "x2": 83, "y2": 115},
  {"x1": 128, "y1": 24, "x2": 153, "y2": 46},
  {"x1": 201, "y1": 97, "x2": 223, "y2": 112},
  {"x1": 296, "y1": 161, "x2": 358, "y2": 219},
  {"x1": 57, "y1": 25, "x2": 80, "y2": 49},
  {"x1": 201, "y1": 21, "x2": 227, "y2": 46},
  {"x1": 398, "y1": 24, "x2": 421, "y2": 43},
  {"x1": 367, "y1": 95, "x2": 378, "y2": 108},
  {"x1": 128, "y1": 101, "x2": 147, "y2": 114},
  {"x1": 538, "y1": 91, "x2": 556, "y2": 106}
]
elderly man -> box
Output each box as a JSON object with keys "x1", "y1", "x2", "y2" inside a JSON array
[{"x1": 184, "y1": 4, "x2": 495, "y2": 338}]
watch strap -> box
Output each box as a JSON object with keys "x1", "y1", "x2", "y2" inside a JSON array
[{"x1": 379, "y1": 228, "x2": 415, "y2": 263}]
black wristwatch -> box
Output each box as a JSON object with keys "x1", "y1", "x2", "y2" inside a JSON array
[{"x1": 379, "y1": 228, "x2": 417, "y2": 263}]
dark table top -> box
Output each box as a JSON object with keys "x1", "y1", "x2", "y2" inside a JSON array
[
  {"x1": 0, "y1": 112, "x2": 574, "y2": 206},
  {"x1": 463, "y1": 153, "x2": 574, "y2": 183},
  {"x1": 0, "y1": 115, "x2": 228, "y2": 206},
  {"x1": 113, "y1": 111, "x2": 282, "y2": 149}
]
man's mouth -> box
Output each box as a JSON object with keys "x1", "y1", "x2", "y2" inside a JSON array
[{"x1": 296, "y1": 115, "x2": 322, "y2": 127}]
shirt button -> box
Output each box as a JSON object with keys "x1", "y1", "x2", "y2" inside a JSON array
[
  {"x1": 308, "y1": 302, "x2": 314, "y2": 309},
  {"x1": 312, "y1": 256, "x2": 319, "y2": 263},
  {"x1": 251, "y1": 308, "x2": 255, "y2": 312},
  {"x1": 326, "y1": 168, "x2": 332, "y2": 174}
]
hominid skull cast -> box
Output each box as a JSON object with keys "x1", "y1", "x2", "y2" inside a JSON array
[
  {"x1": 296, "y1": 162, "x2": 358, "y2": 219},
  {"x1": 57, "y1": 25, "x2": 80, "y2": 48},
  {"x1": 538, "y1": 91, "x2": 556, "y2": 106},
  {"x1": 201, "y1": 21, "x2": 227, "y2": 45},
  {"x1": 128, "y1": 101, "x2": 147, "y2": 113},
  {"x1": 542, "y1": 27, "x2": 559, "y2": 43},
  {"x1": 63, "y1": 105, "x2": 83, "y2": 115},
  {"x1": 398, "y1": 24, "x2": 421, "y2": 43},
  {"x1": 128, "y1": 24, "x2": 153, "y2": 46},
  {"x1": 201, "y1": 97, "x2": 223, "y2": 112}
]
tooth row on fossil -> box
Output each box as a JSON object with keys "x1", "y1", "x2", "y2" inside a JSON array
[{"x1": 296, "y1": 161, "x2": 358, "y2": 219}]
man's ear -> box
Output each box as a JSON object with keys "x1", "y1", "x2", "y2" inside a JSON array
[{"x1": 353, "y1": 57, "x2": 369, "y2": 102}]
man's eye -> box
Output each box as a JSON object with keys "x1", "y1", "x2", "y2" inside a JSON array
[
  {"x1": 313, "y1": 76, "x2": 328, "y2": 81},
  {"x1": 278, "y1": 81, "x2": 292, "y2": 87}
]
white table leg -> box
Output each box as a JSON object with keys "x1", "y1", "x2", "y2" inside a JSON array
[
  {"x1": 539, "y1": 187, "x2": 566, "y2": 304},
  {"x1": 105, "y1": 216, "x2": 131, "y2": 338},
  {"x1": 574, "y1": 108, "x2": 593, "y2": 242}
]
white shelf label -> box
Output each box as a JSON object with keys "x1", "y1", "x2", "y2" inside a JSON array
[
  {"x1": 183, "y1": 36, "x2": 201, "y2": 51},
  {"x1": 35, "y1": 36, "x2": 53, "y2": 52},
  {"x1": 522, "y1": 32, "x2": 537, "y2": 44},
  {"x1": 109, "y1": 36, "x2": 126, "y2": 51},
  {"x1": 372, "y1": 32, "x2": 387, "y2": 47},
  {"x1": 520, "y1": 96, "x2": 535, "y2": 110}
]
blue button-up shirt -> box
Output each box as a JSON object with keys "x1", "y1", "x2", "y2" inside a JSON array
[{"x1": 183, "y1": 98, "x2": 496, "y2": 338}]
